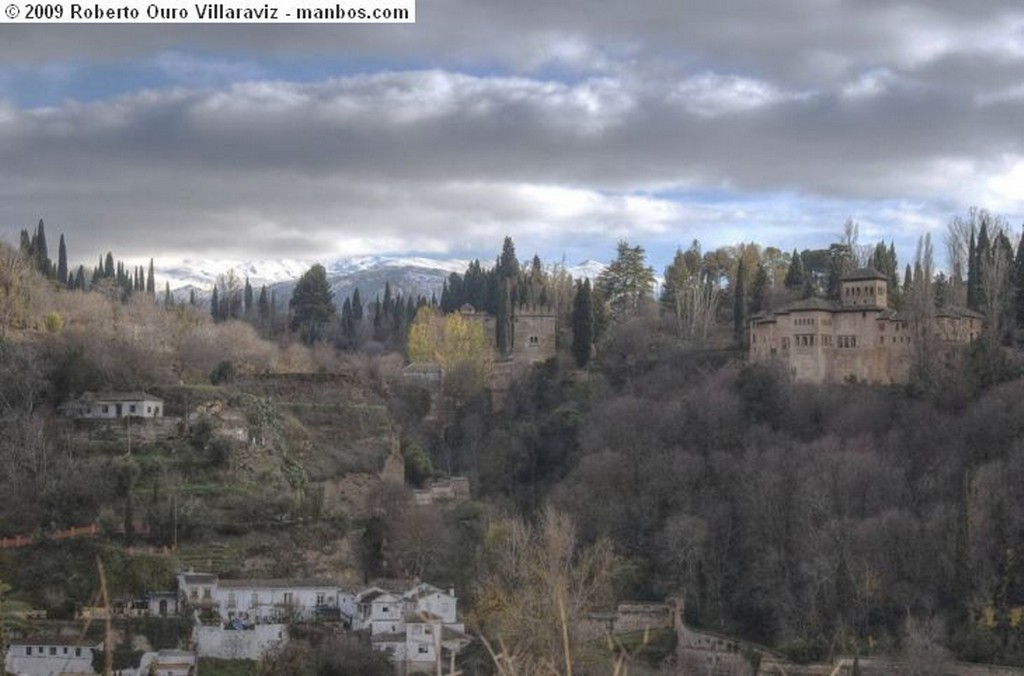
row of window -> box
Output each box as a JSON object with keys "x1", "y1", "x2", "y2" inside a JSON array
[
  {"x1": 845, "y1": 285, "x2": 885, "y2": 296},
  {"x1": 98, "y1": 404, "x2": 160, "y2": 415},
  {"x1": 24, "y1": 646, "x2": 83, "y2": 657}
]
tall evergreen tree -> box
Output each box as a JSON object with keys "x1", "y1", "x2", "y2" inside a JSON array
[
  {"x1": 496, "y1": 236, "x2": 520, "y2": 353},
  {"x1": 733, "y1": 257, "x2": 747, "y2": 344},
  {"x1": 33, "y1": 219, "x2": 50, "y2": 277},
  {"x1": 189, "y1": 288, "x2": 196, "y2": 306},
  {"x1": 258, "y1": 285, "x2": 270, "y2": 328},
  {"x1": 596, "y1": 240, "x2": 655, "y2": 318},
  {"x1": 1015, "y1": 228, "x2": 1024, "y2": 330},
  {"x1": 967, "y1": 229, "x2": 979, "y2": 311},
  {"x1": 57, "y1": 234, "x2": 68, "y2": 285},
  {"x1": 783, "y1": 248, "x2": 804, "y2": 290},
  {"x1": 164, "y1": 282, "x2": 173, "y2": 306},
  {"x1": 74, "y1": 265, "x2": 86, "y2": 291},
  {"x1": 147, "y1": 259, "x2": 156, "y2": 296},
  {"x1": 572, "y1": 279, "x2": 594, "y2": 367},
  {"x1": 19, "y1": 230, "x2": 31, "y2": 255},
  {"x1": 352, "y1": 287, "x2": 363, "y2": 321},
  {"x1": 750, "y1": 263, "x2": 769, "y2": 314},
  {"x1": 341, "y1": 297, "x2": 355, "y2": 346},
  {"x1": 210, "y1": 286, "x2": 219, "y2": 321},
  {"x1": 104, "y1": 252, "x2": 115, "y2": 278},
  {"x1": 243, "y1": 276, "x2": 253, "y2": 316},
  {"x1": 289, "y1": 264, "x2": 336, "y2": 345}
]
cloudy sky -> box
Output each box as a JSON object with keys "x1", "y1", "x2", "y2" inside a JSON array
[{"x1": 1, "y1": 1, "x2": 1023, "y2": 277}]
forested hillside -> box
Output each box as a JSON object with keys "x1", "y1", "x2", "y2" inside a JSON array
[{"x1": 3, "y1": 215, "x2": 1024, "y2": 673}]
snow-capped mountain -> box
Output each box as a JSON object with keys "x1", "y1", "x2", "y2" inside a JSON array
[{"x1": 159, "y1": 254, "x2": 606, "y2": 306}]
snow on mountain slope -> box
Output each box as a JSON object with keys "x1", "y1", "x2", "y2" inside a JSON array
[{"x1": 159, "y1": 254, "x2": 606, "y2": 307}]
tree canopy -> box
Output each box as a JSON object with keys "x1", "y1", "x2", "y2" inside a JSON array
[{"x1": 290, "y1": 264, "x2": 336, "y2": 344}]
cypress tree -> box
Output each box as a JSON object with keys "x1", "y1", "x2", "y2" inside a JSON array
[
  {"x1": 104, "y1": 252, "x2": 115, "y2": 278},
  {"x1": 164, "y1": 281, "x2": 173, "y2": 306},
  {"x1": 19, "y1": 229, "x2": 31, "y2": 255},
  {"x1": 783, "y1": 248, "x2": 804, "y2": 290},
  {"x1": 750, "y1": 264, "x2": 769, "y2": 314},
  {"x1": 34, "y1": 219, "x2": 50, "y2": 276},
  {"x1": 341, "y1": 297, "x2": 354, "y2": 346},
  {"x1": 210, "y1": 286, "x2": 219, "y2": 321},
  {"x1": 189, "y1": 288, "x2": 196, "y2": 306},
  {"x1": 147, "y1": 259, "x2": 156, "y2": 296},
  {"x1": 352, "y1": 288, "x2": 363, "y2": 321},
  {"x1": 74, "y1": 265, "x2": 86, "y2": 291},
  {"x1": 733, "y1": 257, "x2": 747, "y2": 344},
  {"x1": 258, "y1": 285, "x2": 269, "y2": 327},
  {"x1": 1015, "y1": 228, "x2": 1024, "y2": 330},
  {"x1": 57, "y1": 234, "x2": 68, "y2": 285},
  {"x1": 572, "y1": 279, "x2": 594, "y2": 367},
  {"x1": 244, "y1": 276, "x2": 253, "y2": 315}
]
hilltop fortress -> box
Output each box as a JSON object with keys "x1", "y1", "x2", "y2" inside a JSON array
[{"x1": 749, "y1": 268, "x2": 983, "y2": 384}]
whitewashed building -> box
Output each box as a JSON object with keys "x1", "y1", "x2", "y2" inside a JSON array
[
  {"x1": 61, "y1": 391, "x2": 164, "y2": 419},
  {"x1": 4, "y1": 638, "x2": 100, "y2": 676},
  {"x1": 176, "y1": 572, "x2": 344, "y2": 623}
]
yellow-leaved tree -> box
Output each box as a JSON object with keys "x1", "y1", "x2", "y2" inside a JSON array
[{"x1": 406, "y1": 307, "x2": 492, "y2": 397}]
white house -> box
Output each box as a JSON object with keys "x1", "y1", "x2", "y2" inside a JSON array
[
  {"x1": 356, "y1": 583, "x2": 470, "y2": 672},
  {"x1": 176, "y1": 572, "x2": 342, "y2": 623},
  {"x1": 61, "y1": 391, "x2": 164, "y2": 419},
  {"x1": 135, "y1": 649, "x2": 196, "y2": 676},
  {"x1": 353, "y1": 588, "x2": 405, "y2": 635},
  {"x1": 4, "y1": 638, "x2": 100, "y2": 676}
]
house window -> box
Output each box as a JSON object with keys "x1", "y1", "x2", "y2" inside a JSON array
[
  {"x1": 316, "y1": 593, "x2": 325, "y2": 606},
  {"x1": 25, "y1": 647, "x2": 31, "y2": 656},
  {"x1": 419, "y1": 646, "x2": 430, "y2": 654},
  {"x1": 102, "y1": 405, "x2": 109, "y2": 414},
  {"x1": 283, "y1": 592, "x2": 294, "y2": 605},
  {"x1": 129, "y1": 404, "x2": 136, "y2": 413},
  {"x1": 49, "y1": 647, "x2": 57, "y2": 655},
  {"x1": 63, "y1": 647, "x2": 68, "y2": 654},
  {"x1": 147, "y1": 406, "x2": 152, "y2": 414},
  {"x1": 529, "y1": 335, "x2": 539, "y2": 344},
  {"x1": 203, "y1": 588, "x2": 212, "y2": 600},
  {"x1": 76, "y1": 648, "x2": 81, "y2": 657}
]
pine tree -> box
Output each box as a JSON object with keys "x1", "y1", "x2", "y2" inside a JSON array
[
  {"x1": 189, "y1": 288, "x2": 196, "y2": 306},
  {"x1": 104, "y1": 252, "x2": 115, "y2": 278},
  {"x1": 57, "y1": 234, "x2": 68, "y2": 285},
  {"x1": 289, "y1": 264, "x2": 336, "y2": 345},
  {"x1": 74, "y1": 265, "x2": 86, "y2": 291},
  {"x1": 147, "y1": 259, "x2": 155, "y2": 296},
  {"x1": 596, "y1": 240, "x2": 655, "y2": 318},
  {"x1": 572, "y1": 279, "x2": 594, "y2": 367}
]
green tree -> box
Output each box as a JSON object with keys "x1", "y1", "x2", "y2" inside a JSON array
[
  {"x1": 146, "y1": 258, "x2": 155, "y2": 296},
  {"x1": 244, "y1": 276, "x2": 253, "y2": 316},
  {"x1": 571, "y1": 279, "x2": 594, "y2": 367},
  {"x1": 56, "y1": 234, "x2": 68, "y2": 286},
  {"x1": 597, "y1": 240, "x2": 655, "y2": 318},
  {"x1": 750, "y1": 262, "x2": 769, "y2": 315},
  {"x1": 496, "y1": 236, "x2": 519, "y2": 354},
  {"x1": 290, "y1": 264, "x2": 336, "y2": 345},
  {"x1": 733, "y1": 257, "x2": 747, "y2": 344}
]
